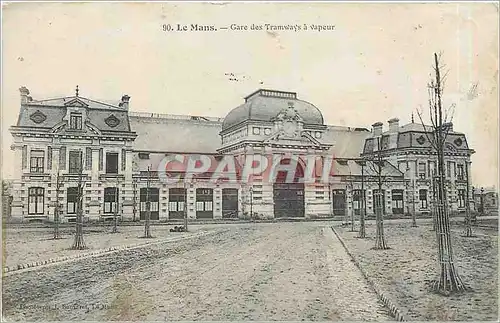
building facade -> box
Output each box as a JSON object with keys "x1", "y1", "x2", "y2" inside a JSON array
[{"x1": 9, "y1": 87, "x2": 474, "y2": 223}]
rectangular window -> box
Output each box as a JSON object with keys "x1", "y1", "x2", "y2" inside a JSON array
[
  {"x1": 70, "y1": 113, "x2": 83, "y2": 130},
  {"x1": 106, "y1": 153, "x2": 119, "y2": 174},
  {"x1": 419, "y1": 189, "x2": 428, "y2": 209},
  {"x1": 69, "y1": 151, "x2": 83, "y2": 174},
  {"x1": 59, "y1": 146, "x2": 66, "y2": 170},
  {"x1": 428, "y1": 161, "x2": 436, "y2": 177},
  {"x1": 373, "y1": 189, "x2": 385, "y2": 214},
  {"x1": 457, "y1": 164, "x2": 464, "y2": 181},
  {"x1": 458, "y1": 189, "x2": 466, "y2": 208},
  {"x1": 140, "y1": 188, "x2": 159, "y2": 220},
  {"x1": 104, "y1": 187, "x2": 119, "y2": 214},
  {"x1": 86, "y1": 148, "x2": 92, "y2": 170},
  {"x1": 446, "y1": 161, "x2": 451, "y2": 178},
  {"x1": 28, "y1": 187, "x2": 44, "y2": 215},
  {"x1": 352, "y1": 189, "x2": 366, "y2": 215},
  {"x1": 30, "y1": 150, "x2": 45, "y2": 173},
  {"x1": 67, "y1": 187, "x2": 80, "y2": 214},
  {"x1": 418, "y1": 162, "x2": 426, "y2": 179},
  {"x1": 392, "y1": 189, "x2": 404, "y2": 214}
]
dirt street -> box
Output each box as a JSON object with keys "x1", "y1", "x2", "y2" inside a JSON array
[{"x1": 3, "y1": 222, "x2": 390, "y2": 321}]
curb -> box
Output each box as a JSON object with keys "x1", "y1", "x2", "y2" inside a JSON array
[
  {"x1": 3, "y1": 230, "x2": 216, "y2": 276},
  {"x1": 330, "y1": 226, "x2": 406, "y2": 322}
]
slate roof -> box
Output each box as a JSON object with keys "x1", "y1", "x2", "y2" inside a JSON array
[
  {"x1": 222, "y1": 89, "x2": 324, "y2": 131},
  {"x1": 15, "y1": 96, "x2": 132, "y2": 134},
  {"x1": 129, "y1": 114, "x2": 223, "y2": 153},
  {"x1": 323, "y1": 126, "x2": 371, "y2": 158}
]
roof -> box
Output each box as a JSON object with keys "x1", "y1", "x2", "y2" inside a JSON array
[
  {"x1": 323, "y1": 126, "x2": 371, "y2": 158},
  {"x1": 222, "y1": 89, "x2": 324, "y2": 131},
  {"x1": 129, "y1": 114, "x2": 223, "y2": 153},
  {"x1": 15, "y1": 95, "x2": 132, "y2": 133}
]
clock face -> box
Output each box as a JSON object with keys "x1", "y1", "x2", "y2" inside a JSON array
[{"x1": 283, "y1": 120, "x2": 296, "y2": 136}]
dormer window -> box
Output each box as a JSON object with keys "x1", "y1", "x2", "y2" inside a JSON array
[{"x1": 70, "y1": 112, "x2": 82, "y2": 130}]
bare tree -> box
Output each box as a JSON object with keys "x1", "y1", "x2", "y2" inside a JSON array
[
  {"x1": 366, "y1": 138, "x2": 390, "y2": 250},
  {"x1": 416, "y1": 53, "x2": 466, "y2": 295},
  {"x1": 462, "y1": 161, "x2": 474, "y2": 237},
  {"x1": 183, "y1": 181, "x2": 189, "y2": 232},
  {"x1": 71, "y1": 152, "x2": 86, "y2": 250},
  {"x1": 111, "y1": 184, "x2": 119, "y2": 233},
  {"x1": 52, "y1": 170, "x2": 63, "y2": 240},
  {"x1": 357, "y1": 160, "x2": 367, "y2": 238},
  {"x1": 405, "y1": 167, "x2": 418, "y2": 227}
]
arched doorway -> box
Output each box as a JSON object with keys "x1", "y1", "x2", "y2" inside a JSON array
[{"x1": 273, "y1": 159, "x2": 305, "y2": 218}]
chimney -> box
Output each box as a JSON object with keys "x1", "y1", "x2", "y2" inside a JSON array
[
  {"x1": 19, "y1": 86, "x2": 30, "y2": 104},
  {"x1": 119, "y1": 94, "x2": 130, "y2": 110},
  {"x1": 388, "y1": 118, "x2": 400, "y2": 133},
  {"x1": 442, "y1": 122, "x2": 453, "y2": 133},
  {"x1": 372, "y1": 122, "x2": 383, "y2": 136}
]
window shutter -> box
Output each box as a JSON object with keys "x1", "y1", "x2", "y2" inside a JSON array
[
  {"x1": 59, "y1": 146, "x2": 66, "y2": 170},
  {"x1": 86, "y1": 147, "x2": 92, "y2": 170}
]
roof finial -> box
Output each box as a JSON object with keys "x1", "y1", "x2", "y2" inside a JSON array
[
  {"x1": 75, "y1": 85, "x2": 79, "y2": 97},
  {"x1": 411, "y1": 111, "x2": 414, "y2": 123}
]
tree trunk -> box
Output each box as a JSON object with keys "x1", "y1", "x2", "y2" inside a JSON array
[
  {"x1": 462, "y1": 161, "x2": 473, "y2": 237},
  {"x1": 72, "y1": 154, "x2": 86, "y2": 250},
  {"x1": 358, "y1": 163, "x2": 366, "y2": 238},
  {"x1": 411, "y1": 179, "x2": 418, "y2": 227},
  {"x1": 143, "y1": 166, "x2": 153, "y2": 238},
  {"x1": 431, "y1": 52, "x2": 466, "y2": 295},
  {"x1": 53, "y1": 172, "x2": 61, "y2": 240},
  {"x1": 373, "y1": 142, "x2": 389, "y2": 250}
]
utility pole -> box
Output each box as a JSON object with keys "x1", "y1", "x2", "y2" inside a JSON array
[
  {"x1": 143, "y1": 165, "x2": 152, "y2": 238},
  {"x1": 72, "y1": 151, "x2": 86, "y2": 250},
  {"x1": 348, "y1": 164, "x2": 355, "y2": 232}
]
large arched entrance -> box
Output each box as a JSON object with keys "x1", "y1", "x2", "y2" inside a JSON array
[{"x1": 273, "y1": 159, "x2": 305, "y2": 218}]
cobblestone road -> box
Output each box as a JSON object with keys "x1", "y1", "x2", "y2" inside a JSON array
[{"x1": 3, "y1": 223, "x2": 390, "y2": 321}]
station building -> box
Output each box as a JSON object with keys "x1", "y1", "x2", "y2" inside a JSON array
[{"x1": 8, "y1": 87, "x2": 474, "y2": 222}]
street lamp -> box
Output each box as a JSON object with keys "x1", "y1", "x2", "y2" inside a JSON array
[{"x1": 480, "y1": 187, "x2": 485, "y2": 216}]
